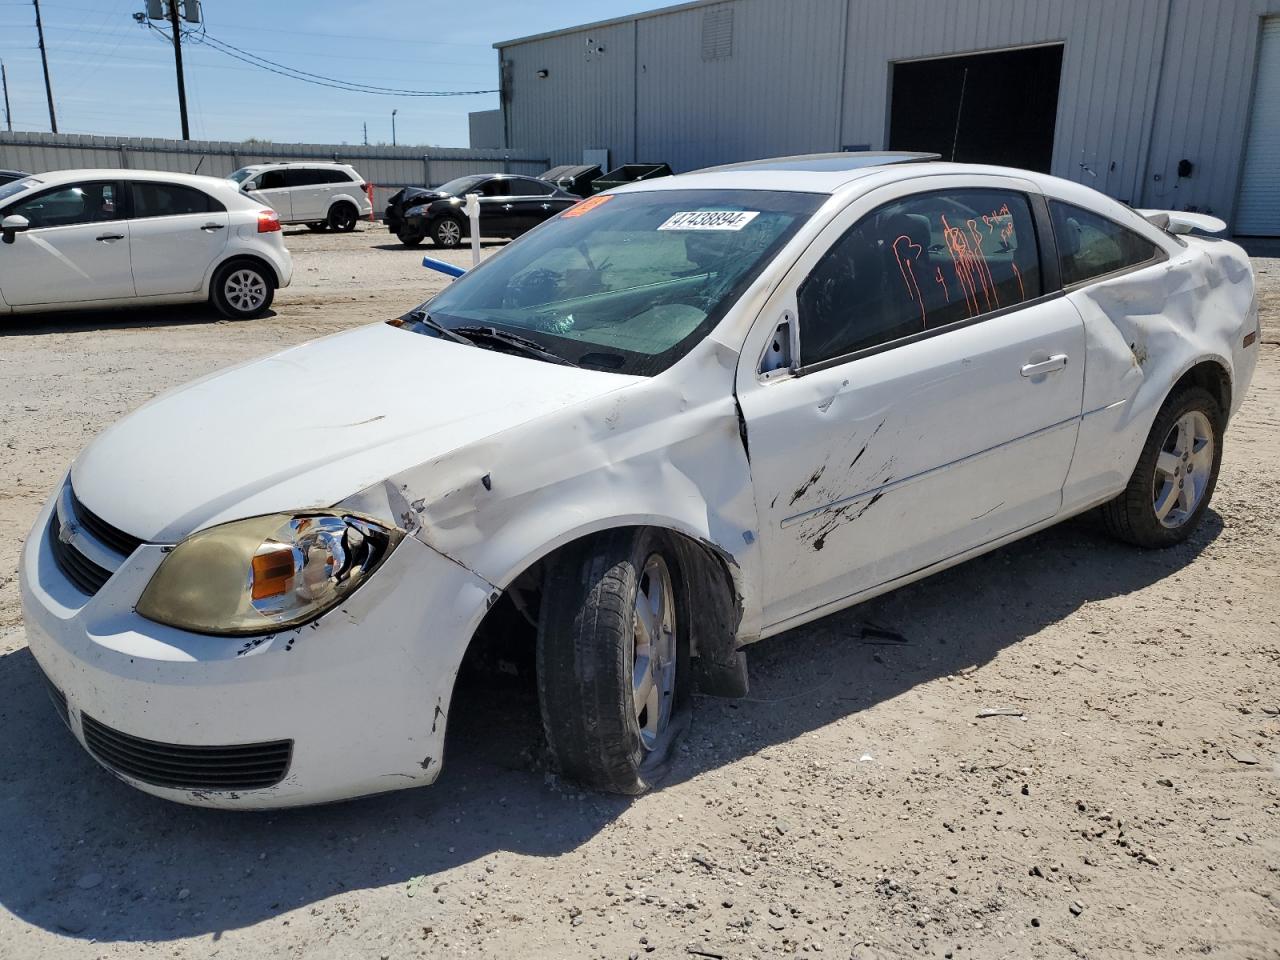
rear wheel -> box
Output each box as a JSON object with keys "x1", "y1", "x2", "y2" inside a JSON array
[
  {"x1": 536, "y1": 529, "x2": 689, "y2": 795},
  {"x1": 1102, "y1": 386, "x2": 1223, "y2": 547},
  {"x1": 328, "y1": 202, "x2": 358, "y2": 232},
  {"x1": 210, "y1": 260, "x2": 275, "y2": 319},
  {"x1": 431, "y1": 216, "x2": 464, "y2": 248}
]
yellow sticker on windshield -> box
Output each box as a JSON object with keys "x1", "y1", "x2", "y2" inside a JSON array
[{"x1": 562, "y1": 195, "x2": 614, "y2": 218}]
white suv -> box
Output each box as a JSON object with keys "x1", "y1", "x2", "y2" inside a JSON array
[
  {"x1": 229, "y1": 162, "x2": 371, "y2": 232},
  {"x1": 0, "y1": 169, "x2": 292, "y2": 319}
]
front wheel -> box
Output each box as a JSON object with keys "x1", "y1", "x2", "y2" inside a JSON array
[
  {"x1": 536, "y1": 529, "x2": 689, "y2": 795},
  {"x1": 431, "y1": 216, "x2": 464, "y2": 248},
  {"x1": 210, "y1": 260, "x2": 275, "y2": 319},
  {"x1": 1101, "y1": 385, "x2": 1223, "y2": 548},
  {"x1": 397, "y1": 229, "x2": 424, "y2": 247}
]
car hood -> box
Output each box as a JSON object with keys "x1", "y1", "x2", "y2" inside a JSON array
[{"x1": 71, "y1": 323, "x2": 639, "y2": 543}]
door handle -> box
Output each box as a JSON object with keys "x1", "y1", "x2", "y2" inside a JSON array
[
  {"x1": 502, "y1": 203, "x2": 513, "y2": 211},
  {"x1": 1020, "y1": 354, "x2": 1069, "y2": 377},
  {"x1": 95, "y1": 233, "x2": 124, "y2": 242},
  {"x1": 200, "y1": 223, "x2": 225, "y2": 231}
]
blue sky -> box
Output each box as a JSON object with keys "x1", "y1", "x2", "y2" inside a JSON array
[{"x1": 0, "y1": 0, "x2": 656, "y2": 145}]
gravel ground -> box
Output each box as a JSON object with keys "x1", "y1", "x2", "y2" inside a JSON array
[{"x1": 0, "y1": 227, "x2": 1277, "y2": 960}]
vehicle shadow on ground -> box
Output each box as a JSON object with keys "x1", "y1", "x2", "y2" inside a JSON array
[
  {"x1": 370, "y1": 240, "x2": 509, "y2": 253},
  {"x1": 0, "y1": 304, "x2": 276, "y2": 335},
  {"x1": 0, "y1": 512, "x2": 1220, "y2": 943}
]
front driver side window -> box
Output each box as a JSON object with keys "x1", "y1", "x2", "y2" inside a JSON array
[
  {"x1": 257, "y1": 170, "x2": 286, "y2": 190},
  {"x1": 8, "y1": 182, "x2": 121, "y2": 229},
  {"x1": 798, "y1": 188, "x2": 1043, "y2": 366}
]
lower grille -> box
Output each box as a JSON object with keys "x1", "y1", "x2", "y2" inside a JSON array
[
  {"x1": 49, "y1": 516, "x2": 112, "y2": 595},
  {"x1": 80, "y1": 713, "x2": 292, "y2": 791},
  {"x1": 35, "y1": 661, "x2": 69, "y2": 726}
]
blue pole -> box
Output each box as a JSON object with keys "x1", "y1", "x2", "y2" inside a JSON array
[{"x1": 421, "y1": 256, "x2": 466, "y2": 279}]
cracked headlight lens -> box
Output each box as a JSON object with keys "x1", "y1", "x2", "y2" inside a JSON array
[{"x1": 136, "y1": 513, "x2": 403, "y2": 636}]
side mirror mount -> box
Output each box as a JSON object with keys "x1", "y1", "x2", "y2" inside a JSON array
[
  {"x1": 1, "y1": 214, "x2": 30, "y2": 245},
  {"x1": 758, "y1": 312, "x2": 799, "y2": 379},
  {"x1": 242, "y1": 181, "x2": 255, "y2": 192}
]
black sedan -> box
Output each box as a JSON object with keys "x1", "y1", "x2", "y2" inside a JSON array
[{"x1": 385, "y1": 174, "x2": 580, "y2": 248}]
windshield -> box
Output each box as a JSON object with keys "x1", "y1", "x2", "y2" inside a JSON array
[
  {"x1": 434, "y1": 175, "x2": 486, "y2": 197},
  {"x1": 0, "y1": 176, "x2": 42, "y2": 205},
  {"x1": 227, "y1": 168, "x2": 256, "y2": 183},
  {"x1": 399, "y1": 188, "x2": 822, "y2": 376}
]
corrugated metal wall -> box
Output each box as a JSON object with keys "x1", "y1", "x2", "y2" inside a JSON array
[
  {"x1": 0, "y1": 133, "x2": 550, "y2": 214},
  {"x1": 498, "y1": 0, "x2": 1280, "y2": 229}
]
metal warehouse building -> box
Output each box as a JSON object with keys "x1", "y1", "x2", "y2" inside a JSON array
[{"x1": 492, "y1": 0, "x2": 1280, "y2": 235}]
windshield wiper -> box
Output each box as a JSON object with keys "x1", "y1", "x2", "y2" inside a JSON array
[
  {"x1": 402, "y1": 310, "x2": 472, "y2": 346},
  {"x1": 452, "y1": 325, "x2": 580, "y2": 367}
]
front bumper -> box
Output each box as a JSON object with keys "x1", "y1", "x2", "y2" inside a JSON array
[{"x1": 19, "y1": 486, "x2": 494, "y2": 809}]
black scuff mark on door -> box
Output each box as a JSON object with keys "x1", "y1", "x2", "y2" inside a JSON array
[
  {"x1": 420, "y1": 756, "x2": 434, "y2": 772},
  {"x1": 849, "y1": 444, "x2": 867, "y2": 469},
  {"x1": 808, "y1": 490, "x2": 885, "y2": 552},
  {"x1": 789, "y1": 466, "x2": 825, "y2": 506},
  {"x1": 431, "y1": 698, "x2": 445, "y2": 734}
]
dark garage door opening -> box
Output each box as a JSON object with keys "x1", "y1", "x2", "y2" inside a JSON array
[{"x1": 889, "y1": 45, "x2": 1064, "y2": 172}]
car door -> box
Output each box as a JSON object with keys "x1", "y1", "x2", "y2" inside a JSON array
[
  {"x1": 735, "y1": 177, "x2": 1085, "y2": 630},
  {"x1": 507, "y1": 178, "x2": 576, "y2": 233},
  {"x1": 245, "y1": 169, "x2": 290, "y2": 220},
  {"x1": 475, "y1": 178, "x2": 517, "y2": 236},
  {"x1": 284, "y1": 168, "x2": 325, "y2": 222},
  {"x1": 0, "y1": 179, "x2": 134, "y2": 306},
  {"x1": 126, "y1": 180, "x2": 230, "y2": 297}
]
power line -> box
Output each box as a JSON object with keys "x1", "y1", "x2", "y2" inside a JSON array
[{"x1": 189, "y1": 33, "x2": 497, "y2": 97}]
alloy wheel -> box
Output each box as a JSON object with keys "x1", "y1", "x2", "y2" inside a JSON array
[
  {"x1": 1152, "y1": 410, "x2": 1215, "y2": 528},
  {"x1": 632, "y1": 554, "x2": 676, "y2": 750},
  {"x1": 224, "y1": 269, "x2": 267, "y2": 313}
]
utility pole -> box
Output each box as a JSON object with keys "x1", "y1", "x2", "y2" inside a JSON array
[
  {"x1": 32, "y1": 0, "x2": 57, "y2": 133},
  {"x1": 391, "y1": 109, "x2": 397, "y2": 146},
  {"x1": 1, "y1": 60, "x2": 12, "y2": 132},
  {"x1": 363, "y1": 121, "x2": 368, "y2": 146},
  {"x1": 166, "y1": 0, "x2": 190, "y2": 139}
]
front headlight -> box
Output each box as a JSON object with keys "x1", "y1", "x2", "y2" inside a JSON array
[{"x1": 136, "y1": 513, "x2": 403, "y2": 636}]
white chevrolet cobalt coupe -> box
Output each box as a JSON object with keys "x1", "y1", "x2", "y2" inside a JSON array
[{"x1": 21, "y1": 153, "x2": 1259, "y2": 808}]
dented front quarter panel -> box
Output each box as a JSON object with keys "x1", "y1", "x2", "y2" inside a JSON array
[
  {"x1": 345, "y1": 329, "x2": 764, "y2": 646},
  {"x1": 1060, "y1": 233, "x2": 1256, "y2": 510}
]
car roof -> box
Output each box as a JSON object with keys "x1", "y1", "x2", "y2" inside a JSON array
[
  {"x1": 8, "y1": 168, "x2": 238, "y2": 189},
  {"x1": 238, "y1": 161, "x2": 356, "y2": 169}
]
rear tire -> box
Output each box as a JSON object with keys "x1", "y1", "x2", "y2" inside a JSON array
[
  {"x1": 536, "y1": 528, "x2": 690, "y2": 795},
  {"x1": 1101, "y1": 386, "x2": 1223, "y2": 548},
  {"x1": 210, "y1": 260, "x2": 275, "y2": 319},
  {"x1": 305, "y1": 222, "x2": 327, "y2": 232},
  {"x1": 328, "y1": 202, "x2": 358, "y2": 232}
]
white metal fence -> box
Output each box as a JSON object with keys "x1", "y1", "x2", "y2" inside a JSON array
[{"x1": 0, "y1": 132, "x2": 549, "y2": 215}]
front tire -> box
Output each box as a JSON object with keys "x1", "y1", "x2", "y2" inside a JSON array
[
  {"x1": 305, "y1": 222, "x2": 327, "y2": 232},
  {"x1": 210, "y1": 260, "x2": 275, "y2": 319},
  {"x1": 536, "y1": 529, "x2": 689, "y2": 795},
  {"x1": 328, "y1": 202, "x2": 358, "y2": 232},
  {"x1": 397, "y1": 229, "x2": 424, "y2": 247},
  {"x1": 431, "y1": 216, "x2": 464, "y2": 248},
  {"x1": 1102, "y1": 385, "x2": 1223, "y2": 548}
]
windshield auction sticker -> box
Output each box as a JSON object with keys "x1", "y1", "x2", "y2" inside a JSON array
[
  {"x1": 658, "y1": 210, "x2": 760, "y2": 231},
  {"x1": 562, "y1": 194, "x2": 614, "y2": 218}
]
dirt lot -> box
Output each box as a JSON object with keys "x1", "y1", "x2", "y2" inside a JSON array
[{"x1": 0, "y1": 226, "x2": 1277, "y2": 960}]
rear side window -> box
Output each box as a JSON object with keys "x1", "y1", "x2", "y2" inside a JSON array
[
  {"x1": 798, "y1": 188, "x2": 1043, "y2": 365},
  {"x1": 284, "y1": 168, "x2": 326, "y2": 187},
  {"x1": 130, "y1": 182, "x2": 224, "y2": 218},
  {"x1": 1050, "y1": 200, "x2": 1161, "y2": 286},
  {"x1": 513, "y1": 177, "x2": 555, "y2": 196}
]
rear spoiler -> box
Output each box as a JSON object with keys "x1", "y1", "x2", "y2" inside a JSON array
[{"x1": 1138, "y1": 209, "x2": 1227, "y2": 235}]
